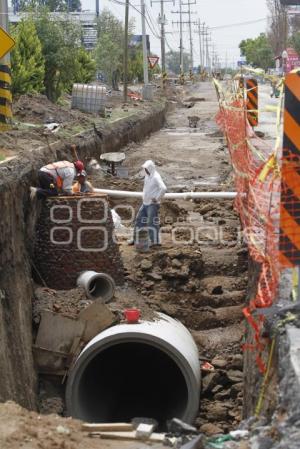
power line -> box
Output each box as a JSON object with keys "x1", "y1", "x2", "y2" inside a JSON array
[
  {"x1": 145, "y1": 5, "x2": 161, "y2": 38},
  {"x1": 210, "y1": 17, "x2": 267, "y2": 30},
  {"x1": 109, "y1": 0, "x2": 161, "y2": 39}
]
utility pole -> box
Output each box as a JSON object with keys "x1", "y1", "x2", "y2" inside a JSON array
[
  {"x1": 198, "y1": 24, "x2": 209, "y2": 72},
  {"x1": 160, "y1": 0, "x2": 166, "y2": 72},
  {"x1": 171, "y1": 3, "x2": 188, "y2": 74},
  {"x1": 0, "y1": 0, "x2": 12, "y2": 129},
  {"x1": 123, "y1": 0, "x2": 129, "y2": 102},
  {"x1": 195, "y1": 19, "x2": 203, "y2": 72},
  {"x1": 141, "y1": 0, "x2": 149, "y2": 84},
  {"x1": 151, "y1": 0, "x2": 174, "y2": 74},
  {"x1": 179, "y1": 0, "x2": 183, "y2": 74},
  {"x1": 182, "y1": 0, "x2": 196, "y2": 70},
  {"x1": 205, "y1": 30, "x2": 212, "y2": 74},
  {"x1": 172, "y1": 3, "x2": 196, "y2": 73}
]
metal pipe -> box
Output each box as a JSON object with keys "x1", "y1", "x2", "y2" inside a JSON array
[
  {"x1": 77, "y1": 271, "x2": 115, "y2": 303},
  {"x1": 94, "y1": 188, "x2": 237, "y2": 199},
  {"x1": 66, "y1": 313, "x2": 201, "y2": 426}
]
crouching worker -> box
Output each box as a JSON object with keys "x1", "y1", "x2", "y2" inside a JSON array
[
  {"x1": 72, "y1": 170, "x2": 94, "y2": 194},
  {"x1": 130, "y1": 160, "x2": 167, "y2": 247},
  {"x1": 31, "y1": 160, "x2": 84, "y2": 199}
]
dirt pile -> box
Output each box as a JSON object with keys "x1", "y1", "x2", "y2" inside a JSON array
[
  {"x1": 0, "y1": 92, "x2": 166, "y2": 158},
  {"x1": 130, "y1": 246, "x2": 204, "y2": 295},
  {"x1": 13, "y1": 94, "x2": 91, "y2": 126},
  {"x1": 33, "y1": 287, "x2": 91, "y2": 322},
  {"x1": 0, "y1": 401, "x2": 149, "y2": 449},
  {"x1": 33, "y1": 285, "x2": 156, "y2": 325}
]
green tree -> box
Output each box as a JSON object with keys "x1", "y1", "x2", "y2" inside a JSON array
[
  {"x1": 165, "y1": 51, "x2": 191, "y2": 74},
  {"x1": 13, "y1": 0, "x2": 81, "y2": 12},
  {"x1": 95, "y1": 33, "x2": 122, "y2": 83},
  {"x1": 34, "y1": 12, "x2": 78, "y2": 100},
  {"x1": 95, "y1": 9, "x2": 138, "y2": 84},
  {"x1": 290, "y1": 32, "x2": 300, "y2": 56},
  {"x1": 11, "y1": 18, "x2": 45, "y2": 95},
  {"x1": 128, "y1": 46, "x2": 144, "y2": 82},
  {"x1": 239, "y1": 33, "x2": 275, "y2": 71},
  {"x1": 95, "y1": 10, "x2": 125, "y2": 83},
  {"x1": 73, "y1": 47, "x2": 96, "y2": 84}
]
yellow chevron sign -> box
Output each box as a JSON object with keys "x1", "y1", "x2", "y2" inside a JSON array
[{"x1": 0, "y1": 27, "x2": 15, "y2": 60}]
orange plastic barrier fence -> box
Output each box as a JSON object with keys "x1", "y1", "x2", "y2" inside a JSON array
[{"x1": 215, "y1": 80, "x2": 282, "y2": 373}]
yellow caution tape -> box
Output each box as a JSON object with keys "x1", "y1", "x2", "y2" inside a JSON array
[
  {"x1": 258, "y1": 154, "x2": 279, "y2": 182},
  {"x1": 255, "y1": 338, "x2": 276, "y2": 417}
]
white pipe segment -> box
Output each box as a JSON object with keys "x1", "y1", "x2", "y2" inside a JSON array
[
  {"x1": 94, "y1": 188, "x2": 237, "y2": 200},
  {"x1": 77, "y1": 271, "x2": 115, "y2": 303},
  {"x1": 66, "y1": 313, "x2": 201, "y2": 426}
]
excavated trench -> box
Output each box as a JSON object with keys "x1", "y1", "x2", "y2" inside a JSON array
[{"x1": 0, "y1": 83, "x2": 251, "y2": 437}]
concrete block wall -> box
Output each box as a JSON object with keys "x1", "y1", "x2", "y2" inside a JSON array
[{"x1": 34, "y1": 194, "x2": 124, "y2": 289}]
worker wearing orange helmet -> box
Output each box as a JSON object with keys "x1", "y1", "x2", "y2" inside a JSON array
[
  {"x1": 31, "y1": 160, "x2": 85, "y2": 199},
  {"x1": 72, "y1": 170, "x2": 94, "y2": 194}
]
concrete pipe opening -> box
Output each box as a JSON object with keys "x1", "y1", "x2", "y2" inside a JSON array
[
  {"x1": 66, "y1": 314, "x2": 200, "y2": 428},
  {"x1": 77, "y1": 271, "x2": 115, "y2": 302}
]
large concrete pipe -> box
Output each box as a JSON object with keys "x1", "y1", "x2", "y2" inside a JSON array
[
  {"x1": 77, "y1": 271, "x2": 115, "y2": 302},
  {"x1": 66, "y1": 313, "x2": 200, "y2": 427}
]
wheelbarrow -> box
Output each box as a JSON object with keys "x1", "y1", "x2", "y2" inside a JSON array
[{"x1": 100, "y1": 152, "x2": 127, "y2": 176}]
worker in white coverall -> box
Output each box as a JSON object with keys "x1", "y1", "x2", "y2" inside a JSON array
[{"x1": 130, "y1": 160, "x2": 167, "y2": 246}]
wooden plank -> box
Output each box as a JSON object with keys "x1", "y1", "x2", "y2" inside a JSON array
[
  {"x1": 79, "y1": 300, "x2": 116, "y2": 342},
  {"x1": 82, "y1": 423, "x2": 134, "y2": 432},
  {"x1": 36, "y1": 311, "x2": 85, "y2": 354},
  {"x1": 88, "y1": 431, "x2": 166, "y2": 442}
]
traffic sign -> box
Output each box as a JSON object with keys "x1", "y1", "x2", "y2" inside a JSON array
[
  {"x1": 0, "y1": 27, "x2": 15, "y2": 60},
  {"x1": 148, "y1": 56, "x2": 159, "y2": 69}
]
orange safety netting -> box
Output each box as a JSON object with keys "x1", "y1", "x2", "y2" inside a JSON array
[{"x1": 215, "y1": 87, "x2": 281, "y2": 373}]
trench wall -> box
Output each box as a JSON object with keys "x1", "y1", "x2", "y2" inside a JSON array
[{"x1": 0, "y1": 101, "x2": 166, "y2": 409}]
